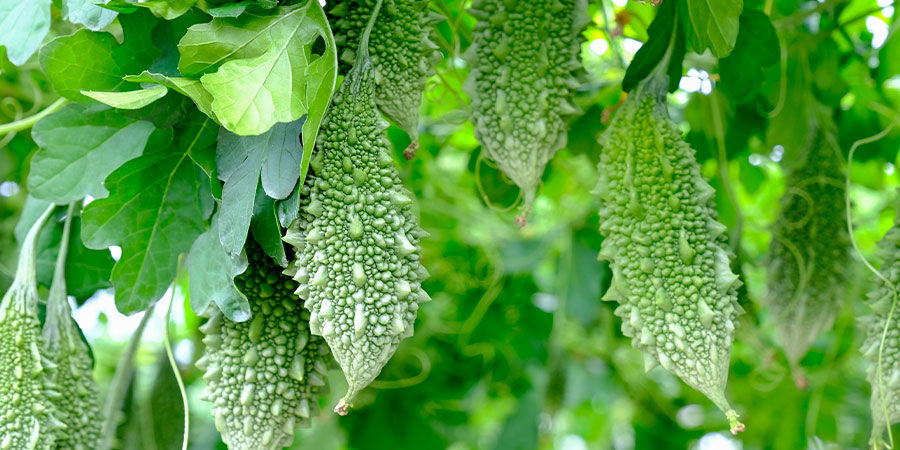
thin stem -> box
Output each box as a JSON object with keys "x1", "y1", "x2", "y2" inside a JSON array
[
  {"x1": 0, "y1": 97, "x2": 68, "y2": 136},
  {"x1": 708, "y1": 92, "x2": 744, "y2": 252},
  {"x1": 99, "y1": 303, "x2": 157, "y2": 450},
  {"x1": 164, "y1": 289, "x2": 190, "y2": 450}
]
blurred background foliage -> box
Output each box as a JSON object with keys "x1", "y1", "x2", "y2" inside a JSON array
[{"x1": 2, "y1": 0, "x2": 900, "y2": 448}]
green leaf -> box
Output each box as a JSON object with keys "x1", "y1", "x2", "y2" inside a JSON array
[
  {"x1": 877, "y1": 28, "x2": 900, "y2": 84},
  {"x1": 29, "y1": 103, "x2": 156, "y2": 204},
  {"x1": 187, "y1": 213, "x2": 250, "y2": 321},
  {"x1": 81, "y1": 116, "x2": 217, "y2": 313},
  {"x1": 82, "y1": 85, "x2": 170, "y2": 110},
  {"x1": 680, "y1": 0, "x2": 743, "y2": 57},
  {"x1": 215, "y1": 118, "x2": 304, "y2": 256},
  {"x1": 39, "y1": 10, "x2": 161, "y2": 101},
  {"x1": 62, "y1": 0, "x2": 117, "y2": 31},
  {"x1": 124, "y1": 71, "x2": 215, "y2": 117},
  {"x1": 0, "y1": 0, "x2": 51, "y2": 65},
  {"x1": 622, "y1": 0, "x2": 685, "y2": 93},
  {"x1": 250, "y1": 185, "x2": 287, "y2": 267},
  {"x1": 718, "y1": 9, "x2": 779, "y2": 103},
  {"x1": 35, "y1": 215, "x2": 115, "y2": 302},
  {"x1": 177, "y1": 2, "x2": 337, "y2": 136}
]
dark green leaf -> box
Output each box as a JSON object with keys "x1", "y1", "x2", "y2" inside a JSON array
[
  {"x1": 718, "y1": 9, "x2": 779, "y2": 103},
  {"x1": 29, "y1": 103, "x2": 156, "y2": 204},
  {"x1": 680, "y1": 0, "x2": 743, "y2": 57},
  {"x1": 39, "y1": 10, "x2": 161, "y2": 101},
  {"x1": 623, "y1": 0, "x2": 685, "y2": 93},
  {"x1": 81, "y1": 116, "x2": 216, "y2": 313},
  {"x1": 216, "y1": 118, "x2": 304, "y2": 255},
  {"x1": 250, "y1": 184, "x2": 287, "y2": 267}
]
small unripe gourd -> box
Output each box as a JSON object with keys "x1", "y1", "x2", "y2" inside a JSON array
[
  {"x1": 464, "y1": 0, "x2": 588, "y2": 219},
  {"x1": 766, "y1": 127, "x2": 850, "y2": 367},
  {"x1": 328, "y1": 0, "x2": 443, "y2": 141}
]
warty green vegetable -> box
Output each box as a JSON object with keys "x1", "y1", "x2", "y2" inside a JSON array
[
  {"x1": 284, "y1": 7, "x2": 430, "y2": 413},
  {"x1": 594, "y1": 70, "x2": 745, "y2": 433},
  {"x1": 861, "y1": 222, "x2": 900, "y2": 449},
  {"x1": 766, "y1": 126, "x2": 850, "y2": 368},
  {"x1": 41, "y1": 206, "x2": 102, "y2": 449},
  {"x1": 463, "y1": 0, "x2": 588, "y2": 220},
  {"x1": 198, "y1": 238, "x2": 331, "y2": 450},
  {"x1": 0, "y1": 205, "x2": 66, "y2": 450},
  {"x1": 328, "y1": 0, "x2": 443, "y2": 142}
]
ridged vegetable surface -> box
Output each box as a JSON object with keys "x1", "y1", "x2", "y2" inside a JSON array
[
  {"x1": 284, "y1": 40, "x2": 430, "y2": 415},
  {"x1": 463, "y1": 0, "x2": 587, "y2": 219},
  {"x1": 328, "y1": 0, "x2": 442, "y2": 140},
  {"x1": 766, "y1": 127, "x2": 850, "y2": 367},
  {"x1": 861, "y1": 223, "x2": 900, "y2": 449},
  {"x1": 41, "y1": 207, "x2": 102, "y2": 449},
  {"x1": 198, "y1": 239, "x2": 331, "y2": 450},
  {"x1": 0, "y1": 206, "x2": 65, "y2": 450},
  {"x1": 594, "y1": 71, "x2": 744, "y2": 432}
]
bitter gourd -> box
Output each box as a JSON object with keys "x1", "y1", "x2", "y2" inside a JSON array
[
  {"x1": 766, "y1": 126, "x2": 850, "y2": 367},
  {"x1": 861, "y1": 223, "x2": 900, "y2": 449},
  {"x1": 0, "y1": 205, "x2": 66, "y2": 450},
  {"x1": 41, "y1": 206, "x2": 102, "y2": 449},
  {"x1": 328, "y1": 0, "x2": 442, "y2": 141},
  {"x1": 464, "y1": 0, "x2": 588, "y2": 220},
  {"x1": 594, "y1": 70, "x2": 744, "y2": 433},
  {"x1": 197, "y1": 238, "x2": 331, "y2": 450},
  {"x1": 284, "y1": 4, "x2": 430, "y2": 414}
]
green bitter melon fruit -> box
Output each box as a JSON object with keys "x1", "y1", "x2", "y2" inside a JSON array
[
  {"x1": 284, "y1": 4, "x2": 431, "y2": 414},
  {"x1": 766, "y1": 126, "x2": 850, "y2": 367},
  {"x1": 861, "y1": 222, "x2": 900, "y2": 449},
  {"x1": 594, "y1": 70, "x2": 745, "y2": 433},
  {"x1": 464, "y1": 0, "x2": 588, "y2": 220},
  {"x1": 41, "y1": 206, "x2": 102, "y2": 449},
  {"x1": 328, "y1": 0, "x2": 443, "y2": 141},
  {"x1": 0, "y1": 205, "x2": 66, "y2": 450},
  {"x1": 198, "y1": 238, "x2": 331, "y2": 450}
]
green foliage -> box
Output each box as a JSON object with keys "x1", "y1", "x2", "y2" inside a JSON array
[
  {"x1": 766, "y1": 124, "x2": 850, "y2": 367},
  {"x1": 198, "y1": 238, "x2": 330, "y2": 450},
  {"x1": 176, "y1": 2, "x2": 337, "y2": 138},
  {"x1": 678, "y1": 0, "x2": 743, "y2": 57},
  {"x1": 0, "y1": 206, "x2": 63, "y2": 449},
  {"x1": 41, "y1": 208, "x2": 102, "y2": 449},
  {"x1": 594, "y1": 69, "x2": 744, "y2": 431},
  {"x1": 862, "y1": 224, "x2": 900, "y2": 449},
  {"x1": 0, "y1": 0, "x2": 51, "y2": 65},
  {"x1": 328, "y1": 0, "x2": 443, "y2": 140},
  {"x1": 28, "y1": 104, "x2": 156, "y2": 204},
  {"x1": 284, "y1": 43, "x2": 430, "y2": 413},
  {"x1": 80, "y1": 116, "x2": 215, "y2": 313},
  {"x1": 463, "y1": 0, "x2": 588, "y2": 219}
]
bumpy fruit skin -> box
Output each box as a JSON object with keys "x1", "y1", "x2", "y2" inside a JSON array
[
  {"x1": 198, "y1": 239, "x2": 331, "y2": 450},
  {"x1": 862, "y1": 225, "x2": 900, "y2": 449},
  {"x1": 284, "y1": 57, "x2": 430, "y2": 414},
  {"x1": 463, "y1": 0, "x2": 587, "y2": 217},
  {"x1": 766, "y1": 129, "x2": 850, "y2": 367},
  {"x1": 594, "y1": 74, "x2": 744, "y2": 432},
  {"x1": 42, "y1": 213, "x2": 102, "y2": 450},
  {"x1": 328, "y1": 0, "x2": 442, "y2": 140},
  {"x1": 0, "y1": 206, "x2": 64, "y2": 450}
]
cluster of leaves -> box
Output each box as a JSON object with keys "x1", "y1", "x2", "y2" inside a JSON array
[{"x1": 0, "y1": 0, "x2": 899, "y2": 448}]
